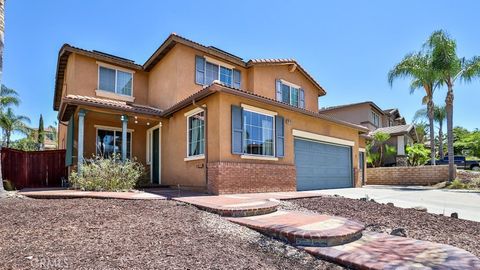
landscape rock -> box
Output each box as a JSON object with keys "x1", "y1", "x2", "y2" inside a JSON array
[
  {"x1": 390, "y1": 228, "x2": 407, "y2": 237},
  {"x1": 386, "y1": 202, "x2": 394, "y2": 207},
  {"x1": 451, "y1": 212, "x2": 459, "y2": 219},
  {"x1": 412, "y1": 206, "x2": 427, "y2": 212}
]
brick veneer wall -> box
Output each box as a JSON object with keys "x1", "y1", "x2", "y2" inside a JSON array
[
  {"x1": 207, "y1": 161, "x2": 296, "y2": 194},
  {"x1": 367, "y1": 165, "x2": 454, "y2": 185}
]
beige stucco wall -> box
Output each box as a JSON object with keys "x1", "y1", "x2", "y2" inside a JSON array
[
  {"x1": 148, "y1": 44, "x2": 249, "y2": 110},
  {"x1": 249, "y1": 65, "x2": 320, "y2": 112},
  {"x1": 158, "y1": 92, "x2": 364, "y2": 190},
  {"x1": 63, "y1": 53, "x2": 149, "y2": 105},
  {"x1": 215, "y1": 92, "x2": 363, "y2": 187}
]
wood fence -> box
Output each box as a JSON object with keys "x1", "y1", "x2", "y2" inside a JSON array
[{"x1": 1, "y1": 148, "x2": 67, "y2": 189}]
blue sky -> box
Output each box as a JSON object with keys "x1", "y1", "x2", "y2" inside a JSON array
[{"x1": 4, "y1": 0, "x2": 480, "y2": 139}]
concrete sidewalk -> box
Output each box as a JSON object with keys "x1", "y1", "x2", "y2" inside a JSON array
[{"x1": 308, "y1": 185, "x2": 480, "y2": 222}]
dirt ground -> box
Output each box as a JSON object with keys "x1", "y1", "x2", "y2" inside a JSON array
[
  {"x1": 0, "y1": 197, "x2": 343, "y2": 270},
  {"x1": 289, "y1": 196, "x2": 480, "y2": 257}
]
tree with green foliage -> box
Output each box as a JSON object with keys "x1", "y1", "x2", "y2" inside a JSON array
[
  {"x1": 367, "y1": 131, "x2": 394, "y2": 167},
  {"x1": 388, "y1": 51, "x2": 440, "y2": 166},
  {"x1": 413, "y1": 121, "x2": 428, "y2": 144},
  {"x1": 425, "y1": 30, "x2": 480, "y2": 181},
  {"x1": 0, "y1": 108, "x2": 30, "y2": 147},
  {"x1": 11, "y1": 134, "x2": 37, "y2": 151},
  {"x1": 414, "y1": 105, "x2": 447, "y2": 158},
  {"x1": 406, "y1": 144, "x2": 430, "y2": 166},
  {"x1": 37, "y1": 114, "x2": 44, "y2": 150},
  {"x1": 453, "y1": 127, "x2": 480, "y2": 158}
]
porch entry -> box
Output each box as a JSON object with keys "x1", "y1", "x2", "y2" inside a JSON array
[{"x1": 147, "y1": 125, "x2": 161, "y2": 184}]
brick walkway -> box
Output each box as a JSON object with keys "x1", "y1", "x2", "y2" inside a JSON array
[
  {"x1": 176, "y1": 192, "x2": 480, "y2": 269},
  {"x1": 19, "y1": 189, "x2": 167, "y2": 200},
  {"x1": 303, "y1": 232, "x2": 480, "y2": 270},
  {"x1": 228, "y1": 210, "x2": 364, "y2": 247}
]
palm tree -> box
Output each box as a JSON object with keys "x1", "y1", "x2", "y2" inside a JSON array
[
  {"x1": 0, "y1": 108, "x2": 30, "y2": 147},
  {"x1": 388, "y1": 51, "x2": 440, "y2": 165},
  {"x1": 426, "y1": 30, "x2": 480, "y2": 181},
  {"x1": 413, "y1": 105, "x2": 446, "y2": 158}
]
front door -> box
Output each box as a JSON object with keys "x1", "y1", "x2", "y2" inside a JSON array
[
  {"x1": 152, "y1": 128, "x2": 160, "y2": 184},
  {"x1": 359, "y1": 151, "x2": 365, "y2": 185}
]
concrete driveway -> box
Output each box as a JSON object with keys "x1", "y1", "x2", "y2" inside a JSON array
[{"x1": 309, "y1": 185, "x2": 480, "y2": 222}]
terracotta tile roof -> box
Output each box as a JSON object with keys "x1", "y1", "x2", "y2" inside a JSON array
[
  {"x1": 248, "y1": 58, "x2": 296, "y2": 64},
  {"x1": 62, "y1": 95, "x2": 163, "y2": 116},
  {"x1": 162, "y1": 81, "x2": 369, "y2": 132},
  {"x1": 246, "y1": 58, "x2": 326, "y2": 96}
]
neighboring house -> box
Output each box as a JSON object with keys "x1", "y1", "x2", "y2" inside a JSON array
[
  {"x1": 319, "y1": 101, "x2": 417, "y2": 166},
  {"x1": 31, "y1": 127, "x2": 57, "y2": 150},
  {"x1": 55, "y1": 33, "x2": 369, "y2": 194}
]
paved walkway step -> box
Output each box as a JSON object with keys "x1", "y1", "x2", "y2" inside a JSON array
[
  {"x1": 175, "y1": 196, "x2": 278, "y2": 217},
  {"x1": 228, "y1": 210, "x2": 365, "y2": 247},
  {"x1": 301, "y1": 231, "x2": 480, "y2": 270}
]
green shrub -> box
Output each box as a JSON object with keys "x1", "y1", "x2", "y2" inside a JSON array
[
  {"x1": 70, "y1": 154, "x2": 144, "y2": 192},
  {"x1": 448, "y1": 179, "x2": 468, "y2": 189},
  {"x1": 406, "y1": 143, "x2": 430, "y2": 166}
]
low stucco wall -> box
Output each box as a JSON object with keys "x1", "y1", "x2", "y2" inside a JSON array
[{"x1": 366, "y1": 165, "x2": 454, "y2": 186}]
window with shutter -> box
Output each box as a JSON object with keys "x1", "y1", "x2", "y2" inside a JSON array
[
  {"x1": 195, "y1": 56, "x2": 205, "y2": 85},
  {"x1": 231, "y1": 105, "x2": 243, "y2": 154}
]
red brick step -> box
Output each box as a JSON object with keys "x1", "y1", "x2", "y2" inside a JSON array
[
  {"x1": 301, "y1": 231, "x2": 480, "y2": 270},
  {"x1": 228, "y1": 210, "x2": 365, "y2": 247}
]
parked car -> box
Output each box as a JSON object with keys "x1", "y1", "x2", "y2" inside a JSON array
[{"x1": 426, "y1": 156, "x2": 480, "y2": 170}]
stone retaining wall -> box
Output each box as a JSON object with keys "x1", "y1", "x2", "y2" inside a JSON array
[
  {"x1": 367, "y1": 165, "x2": 454, "y2": 185},
  {"x1": 207, "y1": 161, "x2": 296, "y2": 194}
]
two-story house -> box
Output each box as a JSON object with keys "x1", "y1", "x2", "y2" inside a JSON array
[
  {"x1": 319, "y1": 101, "x2": 417, "y2": 167},
  {"x1": 54, "y1": 33, "x2": 369, "y2": 194}
]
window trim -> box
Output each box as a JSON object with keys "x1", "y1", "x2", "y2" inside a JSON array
[
  {"x1": 196, "y1": 56, "x2": 237, "y2": 87},
  {"x1": 279, "y1": 80, "x2": 301, "y2": 107},
  {"x1": 185, "y1": 108, "x2": 206, "y2": 159},
  {"x1": 95, "y1": 126, "x2": 133, "y2": 159},
  {"x1": 96, "y1": 61, "x2": 134, "y2": 98},
  {"x1": 241, "y1": 105, "x2": 276, "y2": 158}
]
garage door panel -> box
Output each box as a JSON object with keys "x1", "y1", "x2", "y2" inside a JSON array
[{"x1": 295, "y1": 138, "x2": 352, "y2": 191}]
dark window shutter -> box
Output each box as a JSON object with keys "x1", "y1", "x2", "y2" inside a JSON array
[
  {"x1": 65, "y1": 115, "x2": 75, "y2": 166},
  {"x1": 233, "y1": 69, "x2": 241, "y2": 88},
  {"x1": 275, "y1": 115, "x2": 285, "y2": 157},
  {"x1": 299, "y1": 88, "x2": 305, "y2": 109},
  {"x1": 231, "y1": 105, "x2": 243, "y2": 154},
  {"x1": 275, "y1": 79, "x2": 282, "y2": 101},
  {"x1": 195, "y1": 56, "x2": 205, "y2": 85}
]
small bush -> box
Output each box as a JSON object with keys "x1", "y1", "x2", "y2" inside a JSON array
[
  {"x1": 406, "y1": 144, "x2": 430, "y2": 166},
  {"x1": 448, "y1": 179, "x2": 468, "y2": 189},
  {"x1": 70, "y1": 154, "x2": 144, "y2": 192}
]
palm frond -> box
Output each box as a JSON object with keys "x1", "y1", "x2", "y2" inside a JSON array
[{"x1": 461, "y1": 56, "x2": 480, "y2": 82}]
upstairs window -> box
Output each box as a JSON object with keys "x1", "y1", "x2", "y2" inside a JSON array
[
  {"x1": 195, "y1": 56, "x2": 241, "y2": 88},
  {"x1": 276, "y1": 80, "x2": 305, "y2": 108},
  {"x1": 98, "y1": 66, "x2": 133, "y2": 96},
  {"x1": 371, "y1": 111, "x2": 380, "y2": 127}
]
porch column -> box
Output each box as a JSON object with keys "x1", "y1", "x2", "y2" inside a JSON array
[
  {"x1": 121, "y1": 115, "x2": 128, "y2": 161},
  {"x1": 77, "y1": 109, "x2": 86, "y2": 174}
]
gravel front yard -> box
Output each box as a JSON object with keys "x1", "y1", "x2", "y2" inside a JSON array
[
  {"x1": 0, "y1": 198, "x2": 342, "y2": 270},
  {"x1": 289, "y1": 196, "x2": 480, "y2": 257}
]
